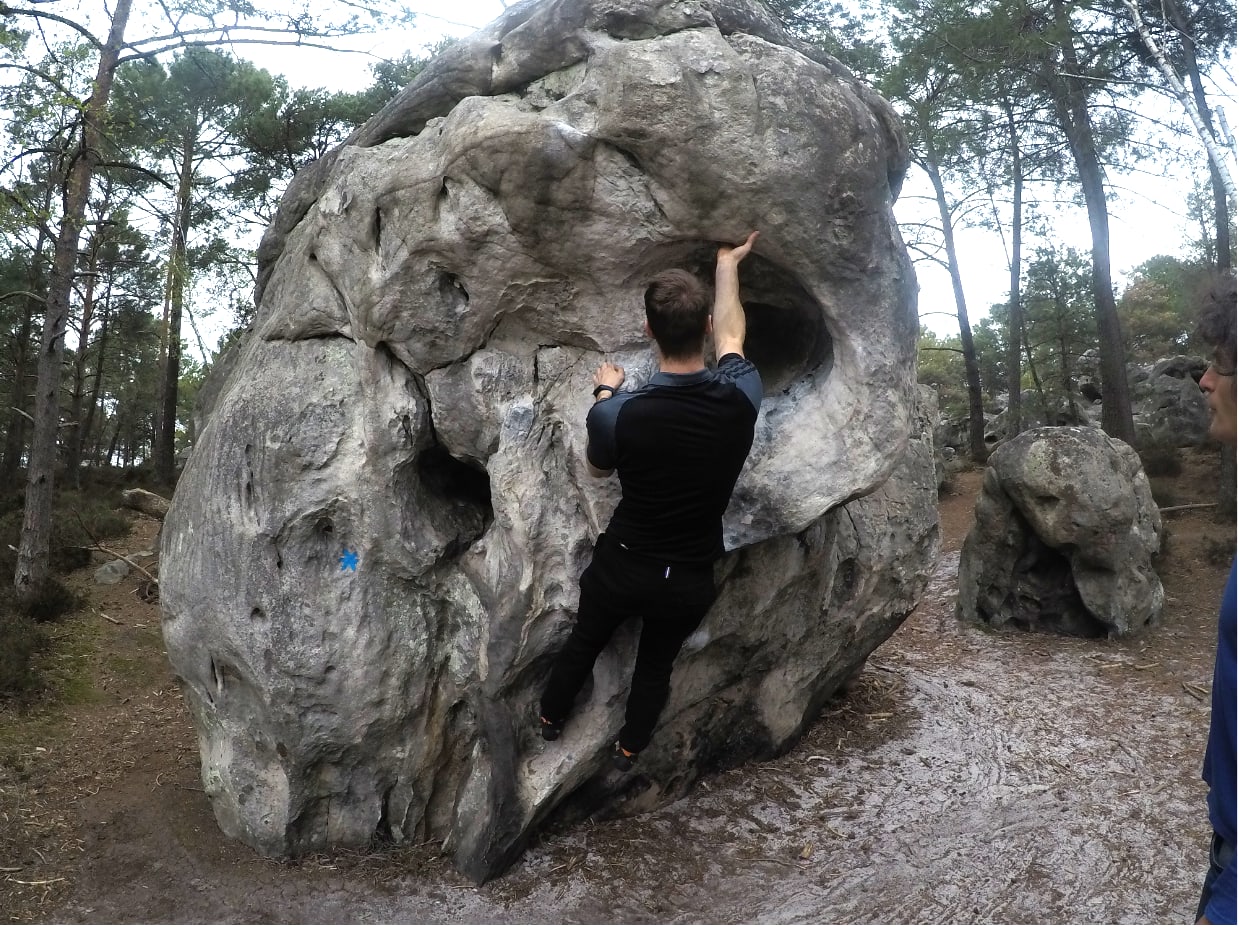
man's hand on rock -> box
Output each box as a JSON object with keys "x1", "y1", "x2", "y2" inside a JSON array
[
  {"x1": 594, "y1": 361, "x2": 625, "y2": 394},
  {"x1": 717, "y1": 230, "x2": 759, "y2": 266}
]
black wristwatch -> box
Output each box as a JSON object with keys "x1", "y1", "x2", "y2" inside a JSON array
[{"x1": 592, "y1": 384, "x2": 616, "y2": 399}]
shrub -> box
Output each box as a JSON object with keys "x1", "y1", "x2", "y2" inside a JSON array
[
  {"x1": 18, "y1": 578, "x2": 83, "y2": 623},
  {"x1": 1205, "y1": 535, "x2": 1236, "y2": 568},
  {"x1": 1147, "y1": 476, "x2": 1178, "y2": 509},
  {"x1": 0, "y1": 488, "x2": 133, "y2": 578},
  {"x1": 0, "y1": 612, "x2": 49, "y2": 701}
]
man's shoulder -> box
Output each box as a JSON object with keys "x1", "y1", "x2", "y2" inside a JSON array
[
  {"x1": 713, "y1": 354, "x2": 762, "y2": 412},
  {"x1": 715, "y1": 353, "x2": 756, "y2": 374}
]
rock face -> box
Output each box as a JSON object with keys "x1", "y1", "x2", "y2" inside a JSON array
[
  {"x1": 957, "y1": 427, "x2": 1164, "y2": 638},
  {"x1": 160, "y1": 0, "x2": 935, "y2": 882},
  {"x1": 1130, "y1": 355, "x2": 1210, "y2": 449}
]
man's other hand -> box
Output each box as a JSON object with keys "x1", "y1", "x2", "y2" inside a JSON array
[{"x1": 594, "y1": 361, "x2": 626, "y2": 392}]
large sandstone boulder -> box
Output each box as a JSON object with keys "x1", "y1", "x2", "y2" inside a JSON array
[
  {"x1": 161, "y1": 0, "x2": 935, "y2": 882},
  {"x1": 957, "y1": 427, "x2": 1164, "y2": 637},
  {"x1": 1130, "y1": 355, "x2": 1209, "y2": 449}
]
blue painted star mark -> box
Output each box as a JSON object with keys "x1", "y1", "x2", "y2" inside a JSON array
[{"x1": 339, "y1": 549, "x2": 359, "y2": 572}]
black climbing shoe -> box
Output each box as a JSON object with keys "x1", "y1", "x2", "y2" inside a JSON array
[
  {"x1": 540, "y1": 716, "x2": 563, "y2": 741},
  {"x1": 612, "y1": 741, "x2": 638, "y2": 772}
]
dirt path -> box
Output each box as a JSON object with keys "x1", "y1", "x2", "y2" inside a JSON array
[{"x1": 2, "y1": 454, "x2": 1233, "y2": 924}]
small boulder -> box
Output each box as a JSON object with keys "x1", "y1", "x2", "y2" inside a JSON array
[
  {"x1": 956, "y1": 426, "x2": 1163, "y2": 637},
  {"x1": 94, "y1": 559, "x2": 131, "y2": 586},
  {"x1": 122, "y1": 489, "x2": 171, "y2": 520},
  {"x1": 1130, "y1": 355, "x2": 1209, "y2": 449}
]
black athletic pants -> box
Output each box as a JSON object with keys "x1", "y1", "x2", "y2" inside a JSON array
[{"x1": 539, "y1": 534, "x2": 716, "y2": 754}]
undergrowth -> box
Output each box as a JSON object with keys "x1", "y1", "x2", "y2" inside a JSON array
[{"x1": 0, "y1": 477, "x2": 135, "y2": 702}]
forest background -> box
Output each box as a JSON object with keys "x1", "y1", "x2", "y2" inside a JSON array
[{"x1": 0, "y1": 0, "x2": 1232, "y2": 658}]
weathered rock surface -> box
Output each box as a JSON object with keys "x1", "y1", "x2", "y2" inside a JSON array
[
  {"x1": 1130, "y1": 355, "x2": 1209, "y2": 449},
  {"x1": 161, "y1": 0, "x2": 934, "y2": 882},
  {"x1": 93, "y1": 559, "x2": 130, "y2": 586},
  {"x1": 956, "y1": 427, "x2": 1163, "y2": 637},
  {"x1": 122, "y1": 489, "x2": 170, "y2": 520}
]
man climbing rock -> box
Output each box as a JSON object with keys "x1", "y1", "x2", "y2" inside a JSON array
[
  {"x1": 539, "y1": 231, "x2": 762, "y2": 771},
  {"x1": 1194, "y1": 273, "x2": 1236, "y2": 925}
]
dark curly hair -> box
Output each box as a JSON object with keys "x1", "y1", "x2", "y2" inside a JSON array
[
  {"x1": 1196, "y1": 272, "x2": 1237, "y2": 371},
  {"x1": 644, "y1": 269, "x2": 711, "y2": 360}
]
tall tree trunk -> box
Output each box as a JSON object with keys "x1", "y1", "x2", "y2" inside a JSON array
[
  {"x1": 1045, "y1": 0, "x2": 1135, "y2": 444},
  {"x1": 14, "y1": 0, "x2": 132, "y2": 607},
  {"x1": 65, "y1": 231, "x2": 103, "y2": 484},
  {"x1": 1, "y1": 221, "x2": 51, "y2": 484},
  {"x1": 1121, "y1": 0, "x2": 1236, "y2": 264},
  {"x1": 1172, "y1": 6, "x2": 1233, "y2": 272},
  {"x1": 925, "y1": 154, "x2": 987, "y2": 461},
  {"x1": 1020, "y1": 316, "x2": 1049, "y2": 422},
  {"x1": 80, "y1": 295, "x2": 111, "y2": 470},
  {"x1": 2, "y1": 291, "x2": 36, "y2": 483},
  {"x1": 1004, "y1": 102, "x2": 1024, "y2": 436},
  {"x1": 156, "y1": 132, "x2": 195, "y2": 487},
  {"x1": 1053, "y1": 282, "x2": 1073, "y2": 395},
  {"x1": 105, "y1": 416, "x2": 122, "y2": 468}
]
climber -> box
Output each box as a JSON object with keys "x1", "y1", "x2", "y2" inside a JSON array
[{"x1": 538, "y1": 231, "x2": 762, "y2": 771}]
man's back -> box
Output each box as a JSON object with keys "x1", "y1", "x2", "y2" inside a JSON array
[{"x1": 586, "y1": 354, "x2": 761, "y2": 563}]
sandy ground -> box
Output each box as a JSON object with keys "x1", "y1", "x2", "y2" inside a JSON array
[{"x1": 1, "y1": 449, "x2": 1233, "y2": 924}]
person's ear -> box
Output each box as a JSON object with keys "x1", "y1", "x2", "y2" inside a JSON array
[{"x1": 643, "y1": 319, "x2": 653, "y2": 339}]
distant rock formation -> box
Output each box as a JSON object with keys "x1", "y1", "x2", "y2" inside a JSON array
[
  {"x1": 161, "y1": 0, "x2": 935, "y2": 882},
  {"x1": 934, "y1": 354, "x2": 1210, "y2": 457},
  {"x1": 1129, "y1": 355, "x2": 1210, "y2": 449},
  {"x1": 957, "y1": 427, "x2": 1163, "y2": 637}
]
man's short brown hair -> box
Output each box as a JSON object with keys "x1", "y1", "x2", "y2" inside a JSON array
[
  {"x1": 1197, "y1": 272, "x2": 1237, "y2": 371},
  {"x1": 644, "y1": 269, "x2": 710, "y2": 360}
]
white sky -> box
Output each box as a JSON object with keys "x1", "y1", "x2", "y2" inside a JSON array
[{"x1": 236, "y1": 0, "x2": 1235, "y2": 343}]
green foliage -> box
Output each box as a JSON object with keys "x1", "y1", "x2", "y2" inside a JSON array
[
  {"x1": 916, "y1": 327, "x2": 971, "y2": 417},
  {"x1": 971, "y1": 317, "x2": 1007, "y2": 397},
  {"x1": 0, "y1": 611, "x2": 49, "y2": 700},
  {"x1": 0, "y1": 487, "x2": 133, "y2": 581},
  {"x1": 16, "y1": 579, "x2": 83, "y2": 623},
  {"x1": 1020, "y1": 247, "x2": 1097, "y2": 394},
  {"x1": 351, "y1": 48, "x2": 440, "y2": 114},
  {"x1": 1117, "y1": 255, "x2": 1214, "y2": 363},
  {"x1": 764, "y1": 0, "x2": 888, "y2": 77},
  {"x1": 229, "y1": 48, "x2": 436, "y2": 222}
]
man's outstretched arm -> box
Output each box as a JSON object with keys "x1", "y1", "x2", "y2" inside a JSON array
[
  {"x1": 712, "y1": 230, "x2": 759, "y2": 360},
  {"x1": 586, "y1": 361, "x2": 625, "y2": 478}
]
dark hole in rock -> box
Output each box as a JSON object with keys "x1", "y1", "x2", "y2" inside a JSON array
[
  {"x1": 829, "y1": 557, "x2": 858, "y2": 610},
  {"x1": 414, "y1": 445, "x2": 495, "y2": 548},
  {"x1": 1008, "y1": 544, "x2": 1106, "y2": 638},
  {"x1": 658, "y1": 242, "x2": 831, "y2": 395},
  {"x1": 376, "y1": 783, "x2": 396, "y2": 840},
  {"x1": 437, "y1": 271, "x2": 469, "y2": 310}
]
